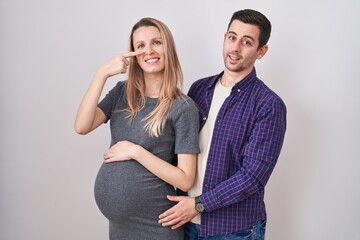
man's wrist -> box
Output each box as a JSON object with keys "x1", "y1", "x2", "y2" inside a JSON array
[{"x1": 194, "y1": 195, "x2": 205, "y2": 213}]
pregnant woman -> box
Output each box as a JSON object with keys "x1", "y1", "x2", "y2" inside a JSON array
[{"x1": 74, "y1": 17, "x2": 199, "y2": 240}]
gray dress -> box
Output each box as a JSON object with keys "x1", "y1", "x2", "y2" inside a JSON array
[{"x1": 94, "y1": 81, "x2": 200, "y2": 240}]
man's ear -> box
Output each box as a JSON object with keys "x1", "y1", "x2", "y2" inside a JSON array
[{"x1": 257, "y1": 44, "x2": 268, "y2": 59}]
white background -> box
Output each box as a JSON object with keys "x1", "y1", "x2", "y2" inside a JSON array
[{"x1": 1, "y1": 0, "x2": 359, "y2": 239}]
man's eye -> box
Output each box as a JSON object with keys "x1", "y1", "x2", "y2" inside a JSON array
[{"x1": 243, "y1": 40, "x2": 252, "y2": 46}]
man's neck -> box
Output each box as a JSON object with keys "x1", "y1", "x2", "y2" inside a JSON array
[{"x1": 222, "y1": 67, "x2": 253, "y2": 87}]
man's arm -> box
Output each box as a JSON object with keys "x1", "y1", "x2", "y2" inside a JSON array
[{"x1": 202, "y1": 97, "x2": 286, "y2": 211}]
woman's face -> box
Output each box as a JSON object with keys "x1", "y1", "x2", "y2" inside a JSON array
[{"x1": 132, "y1": 26, "x2": 165, "y2": 75}]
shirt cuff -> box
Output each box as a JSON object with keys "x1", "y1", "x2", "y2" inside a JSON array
[{"x1": 201, "y1": 190, "x2": 222, "y2": 212}]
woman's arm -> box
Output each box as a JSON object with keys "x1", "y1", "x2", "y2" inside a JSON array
[
  {"x1": 74, "y1": 72, "x2": 108, "y2": 135},
  {"x1": 74, "y1": 52, "x2": 140, "y2": 135},
  {"x1": 103, "y1": 141, "x2": 196, "y2": 192}
]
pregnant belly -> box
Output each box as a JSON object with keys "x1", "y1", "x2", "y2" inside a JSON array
[{"x1": 94, "y1": 161, "x2": 176, "y2": 222}]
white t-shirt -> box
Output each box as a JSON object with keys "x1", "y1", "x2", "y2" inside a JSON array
[{"x1": 188, "y1": 80, "x2": 231, "y2": 224}]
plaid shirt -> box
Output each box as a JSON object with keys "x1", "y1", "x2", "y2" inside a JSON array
[{"x1": 188, "y1": 68, "x2": 287, "y2": 236}]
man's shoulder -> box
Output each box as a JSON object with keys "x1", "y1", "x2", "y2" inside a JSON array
[
  {"x1": 192, "y1": 74, "x2": 219, "y2": 87},
  {"x1": 252, "y1": 79, "x2": 286, "y2": 109}
]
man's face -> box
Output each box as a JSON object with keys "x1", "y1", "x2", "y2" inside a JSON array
[{"x1": 223, "y1": 20, "x2": 267, "y2": 74}]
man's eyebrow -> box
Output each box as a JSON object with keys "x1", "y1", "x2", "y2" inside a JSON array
[
  {"x1": 227, "y1": 31, "x2": 238, "y2": 36},
  {"x1": 243, "y1": 35, "x2": 256, "y2": 41},
  {"x1": 227, "y1": 31, "x2": 256, "y2": 41}
]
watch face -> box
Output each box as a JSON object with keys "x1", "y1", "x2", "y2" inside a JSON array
[{"x1": 196, "y1": 203, "x2": 204, "y2": 213}]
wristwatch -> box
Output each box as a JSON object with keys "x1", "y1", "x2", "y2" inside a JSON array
[{"x1": 195, "y1": 195, "x2": 205, "y2": 213}]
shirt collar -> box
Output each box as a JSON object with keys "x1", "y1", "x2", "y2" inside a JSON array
[{"x1": 207, "y1": 68, "x2": 257, "y2": 92}]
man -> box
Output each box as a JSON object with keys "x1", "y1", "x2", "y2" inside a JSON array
[{"x1": 159, "y1": 9, "x2": 287, "y2": 239}]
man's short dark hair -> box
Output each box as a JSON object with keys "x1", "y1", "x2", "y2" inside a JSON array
[{"x1": 228, "y1": 9, "x2": 272, "y2": 48}]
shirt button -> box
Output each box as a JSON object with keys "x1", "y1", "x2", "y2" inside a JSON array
[
  {"x1": 203, "y1": 117, "x2": 207, "y2": 121},
  {"x1": 237, "y1": 89, "x2": 240, "y2": 92}
]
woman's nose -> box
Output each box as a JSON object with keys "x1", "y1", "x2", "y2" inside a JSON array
[{"x1": 145, "y1": 45, "x2": 154, "y2": 54}]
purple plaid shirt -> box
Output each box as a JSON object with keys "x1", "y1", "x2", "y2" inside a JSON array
[{"x1": 188, "y1": 68, "x2": 286, "y2": 237}]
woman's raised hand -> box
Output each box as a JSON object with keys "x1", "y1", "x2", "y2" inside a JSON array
[{"x1": 97, "y1": 51, "x2": 144, "y2": 79}]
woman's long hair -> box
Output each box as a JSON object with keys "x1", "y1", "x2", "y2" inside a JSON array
[{"x1": 125, "y1": 17, "x2": 183, "y2": 137}]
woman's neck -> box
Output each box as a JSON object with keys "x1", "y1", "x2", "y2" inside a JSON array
[{"x1": 144, "y1": 73, "x2": 163, "y2": 98}]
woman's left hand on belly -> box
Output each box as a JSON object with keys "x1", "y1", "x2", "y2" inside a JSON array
[{"x1": 103, "y1": 140, "x2": 139, "y2": 163}]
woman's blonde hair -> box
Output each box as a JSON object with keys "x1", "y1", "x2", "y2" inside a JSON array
[{"x1": 125, "y1": 17, "x2": 183, "y2": 137}]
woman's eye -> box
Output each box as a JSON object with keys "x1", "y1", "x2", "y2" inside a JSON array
[
  {"x1": 153, "y1": 40, "x2": 162, "y2": 46},
  {"x1": 136, "y1": 44, "x2": 144, "y2": 49}
]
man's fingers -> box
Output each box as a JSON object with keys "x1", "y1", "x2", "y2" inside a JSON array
[
  {"x1": 171, "y1": 220, "x2": 187, "y2": 230},
  {"x1": 167, "y1": 195, "x2": 180, "y2": 202},
  {"x1": 159, "y1": 196, "x2": 181, "y2": 219},
  {"x1": 159, "y1": 207, "x2": 175, "y2": 220},
  {"x1": 160, "y1": 215, "x2": 182, "y2": 227},
  {"x1": 158, "y1": 212, "x2": 176, "y2": 224}
]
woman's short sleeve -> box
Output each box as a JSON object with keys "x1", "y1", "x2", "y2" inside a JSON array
[
  {"x1": 172, "y1": 96, "x2": 200, "y2": 154},
  {"x1": 98, "y1": 81, "x2": 126, "y2": 122}
]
